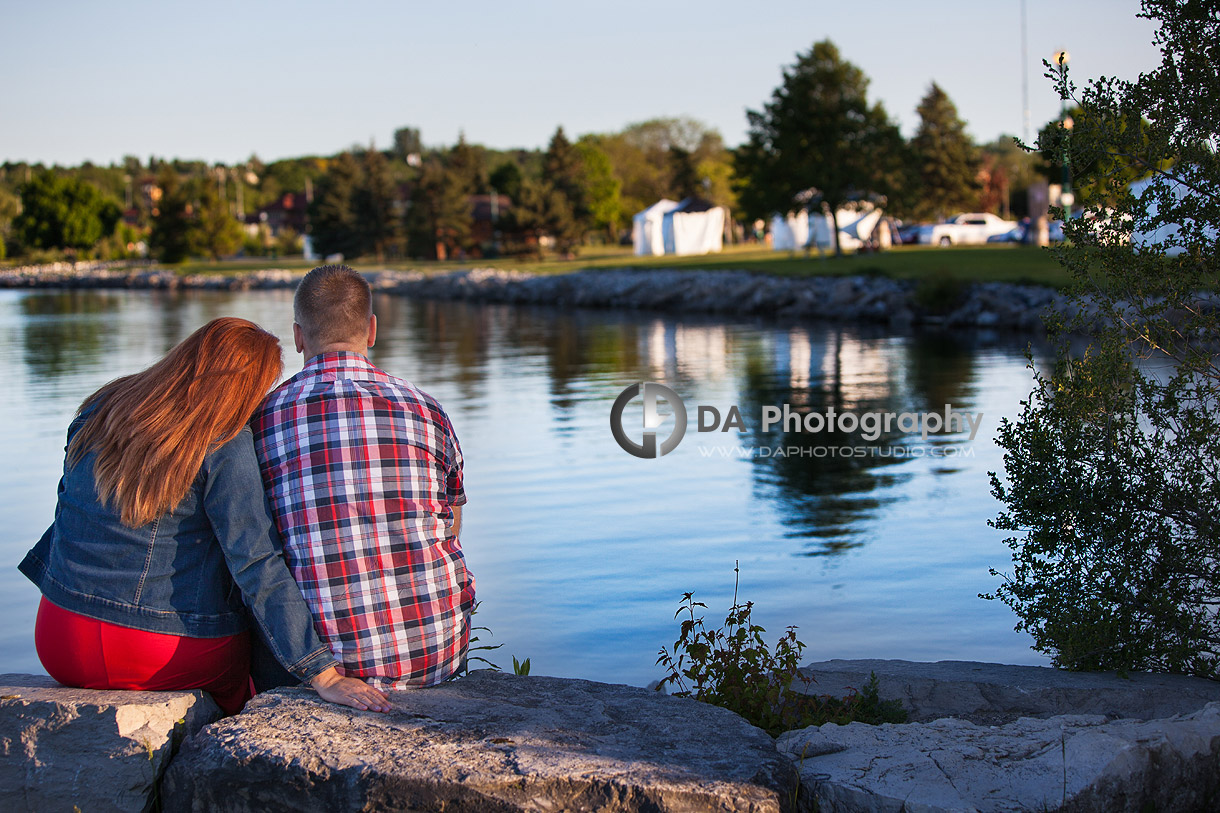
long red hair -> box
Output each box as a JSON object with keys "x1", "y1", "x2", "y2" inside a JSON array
[{"x1": 67, "y1": 317, "x2": 283, "y2": 528}]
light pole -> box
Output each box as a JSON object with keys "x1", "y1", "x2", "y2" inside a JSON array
[{"x1": 1053, "y1": 50, "x2": 1074, "y2": 214}]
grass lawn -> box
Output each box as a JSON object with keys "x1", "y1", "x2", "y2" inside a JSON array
[{"x1": 26, "y1": 242, "x2": 1072, "y2": 289}]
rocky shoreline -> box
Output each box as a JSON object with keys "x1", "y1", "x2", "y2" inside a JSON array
[
  {"x1": 0, "y1": 261, "x2": 1069, "y2": 331},
  {"x1": 4, "y1": 660, "x2": 1220, "y2": 812}
]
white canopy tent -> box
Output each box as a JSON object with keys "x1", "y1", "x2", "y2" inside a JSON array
[
  {"x1": 661, "y1": 198, "x2": 726, "y2": 256},
  {"x1": 772, "y1": 203, "x2": 885, "y2": 251},
  {"x1": 770, "y1": 211, "x2": 809, "y2": 251},
  {"x1": 632, "y1": 199, "x2": 681, "y2": 256}
]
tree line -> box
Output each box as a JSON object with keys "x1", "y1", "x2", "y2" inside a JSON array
[{"x1": 1, "y1": 38, "x2": 1067, "y2": 264}]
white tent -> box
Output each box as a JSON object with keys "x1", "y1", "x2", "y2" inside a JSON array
[
  {"x1": 1128, "y1": 174, "x2": 1216, "y2": 256},
  {"x1": 661, "y1": 198, "x2": 726, "y2": 256},
  {"x1": 772, "y1": 203, "x2": 884, "y2": 252},
  {"x1": 632, "y1": 199, "x2": 681, "y2": 256},
  {"x1": 770, "y1": 211, "x2": 809, "y2": 251}
]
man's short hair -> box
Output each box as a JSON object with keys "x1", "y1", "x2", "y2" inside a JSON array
[{"x1": 294, "y1": 265, "x2": 372, "y2": 348}]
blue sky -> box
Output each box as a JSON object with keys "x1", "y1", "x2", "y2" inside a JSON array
[{"x1": 2, "y1": 0, "x2": 1161, "y2": 166}]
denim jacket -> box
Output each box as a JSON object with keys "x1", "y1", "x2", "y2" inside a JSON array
[{"x1": 19, "y1": 412, "x2": 338, "y2": 683}]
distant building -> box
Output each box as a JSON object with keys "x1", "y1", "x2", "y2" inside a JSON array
[{"x1": 246, "y1": 191, "x2": 310, "y2": 238}]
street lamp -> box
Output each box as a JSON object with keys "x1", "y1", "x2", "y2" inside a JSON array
[{"x1": 1053, "y1": 50, "x2": 1074, "y2": 212}]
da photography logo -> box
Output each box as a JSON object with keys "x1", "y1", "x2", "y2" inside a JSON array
[{"x1": 610, "y1": 382, "x2": 688, "y2": 458}]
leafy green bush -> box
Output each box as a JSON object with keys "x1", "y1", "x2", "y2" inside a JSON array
[{"x1": 656, "y1": 568, "x2": 906, "y2": 736}]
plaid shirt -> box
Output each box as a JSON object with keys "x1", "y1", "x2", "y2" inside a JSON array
[{"x1": 252, "y1": 351, "x2": 473, "y2": 689}]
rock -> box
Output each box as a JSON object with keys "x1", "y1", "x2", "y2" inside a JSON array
[
  {"x1": 800, "y1": 659, "x2": 1220, "y2": 725},
  {"x1": 162, "y1": 671, "x2": 798, "y2": 813},
  {"x1": 0, "y1": 673, "x2": 222, "y2": 813},
  {"x1": 0, "y1": 262, "x2": 1076, "y2": 333},
  {"x1": 776, "y1": 702, "x2": 1220, "y2": 813}
]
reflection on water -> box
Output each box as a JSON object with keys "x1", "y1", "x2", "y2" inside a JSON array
[
  {"x1": 21, "y1": 291, "x2": 119, "y2": 381},
  {"x1": 0, "y1": 289, "x2": 1052, "y2": 685}
]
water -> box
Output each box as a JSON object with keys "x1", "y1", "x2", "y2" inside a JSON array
[{"x1": 0, "y1": 288, "x2": 1052, "y2": 685}]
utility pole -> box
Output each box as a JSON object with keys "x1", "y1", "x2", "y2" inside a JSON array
[{"x1": 1021, "y1": 0, "x2": 1030, "y2": 144}]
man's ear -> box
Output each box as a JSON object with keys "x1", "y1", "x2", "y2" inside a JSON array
[
  {"x1": 367, "y1": 314, "x2": 377, "y2": 348},
  {"x1": 292, "y1": 322, "x2": 305, "y2": 354}
]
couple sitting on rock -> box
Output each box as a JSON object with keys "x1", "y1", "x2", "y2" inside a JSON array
[{"x1": 19, "y1": 265, "x2": 473, "y2": 715}]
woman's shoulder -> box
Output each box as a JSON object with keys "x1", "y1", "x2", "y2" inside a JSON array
[{"x1": 203, "y1": 425, "x2": 258, "y2": 468}]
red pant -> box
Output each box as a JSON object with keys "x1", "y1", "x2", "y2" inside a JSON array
[{"x1": 35, "y1": 597, "x2": 252, "y2": 715}]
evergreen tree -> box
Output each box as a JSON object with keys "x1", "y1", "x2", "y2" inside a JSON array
[
  {"x1": 354, "y1": 148, "x2": 400, "y2": 261},
  {"x1": 668, "y1": 146, "x2": 701, "y2": 200},
  {"x1": 0, "y1": 187, "x2": 21, "y2": 259},
  {"x1": 447, "y1": 135, "x2": 487, "y2": 196},
  {"x1": 310, "y1": 152, "x2": 363, "y2": 260},
  {"x1": 910, "y1": 83, "x2": 980, "y2": 220},
  {"x1": 489, "y1": 161, "x2": 523, "y2": 202},
  {"x1": 736, "y1": 40, "x2": 904, "y2": 255},
  {"x1": 540, "y1": 127, "x2": 589, "y2": 253},
  {"x1": 149, "y1": 167, "x2": 194, "y2": 263},
  {"x1": 392, "y1": 127, "x2": 422, "y2": 164},
  {"x1": 405, "y1": 158, "x2": 471, "y2": 260},
  {"x1": 504, "y1": 177, "x2": 572, "y2": 260}
]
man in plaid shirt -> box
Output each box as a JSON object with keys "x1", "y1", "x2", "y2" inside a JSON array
[{"x1": 252, "y1": 265, "x2": 473, "y2": 689}]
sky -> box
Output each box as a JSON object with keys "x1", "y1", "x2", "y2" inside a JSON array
[{"x1": 2, "y1": 0, "x2": 1163, "y2": 167}]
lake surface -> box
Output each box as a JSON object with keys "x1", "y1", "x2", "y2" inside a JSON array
[{"x1": 0, "y1": 288, "x2": 1053, "y2": 686}]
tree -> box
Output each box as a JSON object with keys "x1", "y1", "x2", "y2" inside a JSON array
[
  {"x1": 0, "y1": 187, "x2": 18, "y2": 259},
  {"x1": 310, "y1": 152, "x2": 363, "y2": 260},
  {"x1": 489, "y1": 160, "x2": 523, "y2": 202},
  {"x1": 668, "y1": 146, "x2": 701, "y2": 201},
  {"x1": 910, "y1": 83, "x2": 980, "y2": 220},
  {"x1": 392, "y1": 127, "x2": 422, "y2": 164},
  {"x1": 988, "y1": 0, "x2": 1220, "y2": 679},
  {"x1": 1035, "y1": 104, "x2": 1157, "y2": 209},
  {"x1": 194, "y1": 176, "x2": 243, "y2": 260},
  {"x1": 504, "y1": 177, "x2": 573, "y2": 260},
  {"x1": 736, "y1": 40, "x2": 904, "y2": 255},
  {"x1": 15, "y1": 171, "x2": 121, "y2": 254},
  {"x1": 405, "y1": 158, "x2": 471, "y2": 260},
  {"x1": 539, "y1": 127, "x2": 589, "y2": 254},
  {"x1": 574, "y1": 140, "x2": 622, "y2": 240},
  {"x1": 593, "y1": 117, "x2": 727, "y2": 224},
  {"x1": 978, "y1": 136, "x2": 1045, "y2": 218},
  {"x1": 354, "y1": 147, "x2": 400, "y2": 261},
  {"x1": 149, "y1": 167, "x2": 195, "y2": 263},
  {"x1": 447, "y1": 135, "x2": 487, "y2": 196}
]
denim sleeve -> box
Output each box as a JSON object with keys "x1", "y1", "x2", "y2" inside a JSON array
[{"x1": 202, "y1": 428, "x2": 338, "y2": 683}]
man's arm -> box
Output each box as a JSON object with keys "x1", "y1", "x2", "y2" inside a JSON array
[{"x1": 452, "y1": 505, "x2": 462, "y2": 539}]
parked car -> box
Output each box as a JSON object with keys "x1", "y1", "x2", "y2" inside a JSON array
[
  {"x1": 894, "y1": 222, "x2": 923, "y2": 245},
  {"x1": 918, "y1": 213, "x2": 1018, "y2": 246},
  {"x1": 985, "y1": 218, "x2": 1066, "y2": 244}
]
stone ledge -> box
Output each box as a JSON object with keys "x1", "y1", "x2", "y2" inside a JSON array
[
  {"x1": 162, "y1": 670, "x2": 798, "y2": 813},
  {"x1": 777, "y1": 702, "x2": 1220, "y2": 813},
  {"x1": 800, "y1": 658, "x2": 1220, "y2": 725},
  {"x1": 0, "y1": 673, "x2": 222, "y2": 813}
]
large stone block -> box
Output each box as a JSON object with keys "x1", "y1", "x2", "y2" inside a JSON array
[
  {"x1": 776, "y1": 702, "x2": 1220, "y2": 813},
  {"x1": 801, "y1": 659, "x2": 1220, "y2": 724},
  {"x1": 0, "y1": 673, "x2": 222, "y2": 813},
  {"x1": 162, "y1": 670, "x2": 798, "y2": 812}
]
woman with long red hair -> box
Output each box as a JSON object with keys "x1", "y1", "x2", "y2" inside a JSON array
[{"x1": 19, "y1": 317, "x2": 389, "y2": 714}]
